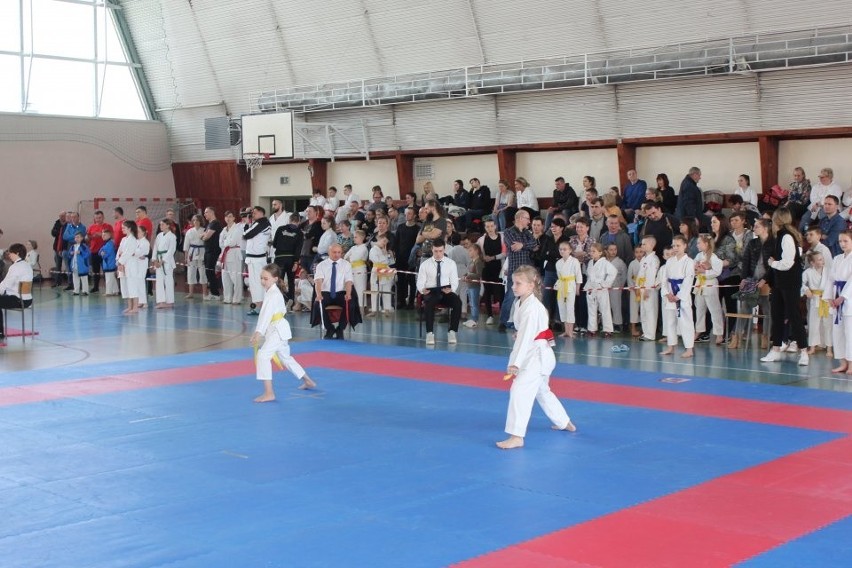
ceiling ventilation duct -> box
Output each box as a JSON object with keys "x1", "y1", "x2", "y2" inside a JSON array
[{"x1": 251, "y1": 26, "x2": 852, "y2": 114}]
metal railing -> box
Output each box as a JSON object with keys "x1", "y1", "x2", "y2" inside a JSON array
[{"x1": 250, "y1": 25, "x2": 852, "y2": 114}]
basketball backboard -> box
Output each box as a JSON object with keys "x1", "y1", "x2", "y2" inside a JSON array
[{"x1": 241, "y1": 111, "x2": 295, "y2": 159}]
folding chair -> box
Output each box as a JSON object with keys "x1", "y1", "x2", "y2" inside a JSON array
[{"x1": 3, "y1": 281, "x2": 35, "y2": 343}]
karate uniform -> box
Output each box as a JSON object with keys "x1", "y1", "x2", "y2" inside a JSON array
[
  {"x1": 219, "y1": 224, "x2": 244, "y2": 304},
  {"x1": 802, "y1": 266, "x2": 832, "y2": 349},
  {"x1": 183, "y1": 227, "x2": 208, "y2": 285},
  {"x1": 828, "y1": 252, "x2": 852, "y2": 360},
  {"x1": 555, "y1": 256, "x2": 583, "y2": 324},
  {"x1": 607, "y1": 256, "x2": 627, "y2": 326},
  {"x1": 344, "y1": 243, "x2": 369, "y2": 308},
  {"x1": 586, "y1": 257, "x2": 617, "y2": 333},
  {"x1": 255, "y1": 284, "x2": 307, "y2": 382},
  {"x1": 117, "y1": 235, "x2": 140, "y2": 299},
  {"x1": 662, "y1": 254, "x2": 695, "y2": 348},
  {"x1": 153, "y1": 231, "x2": 177, "y2": 304},
  {"x1": 627, "y1": 258, "x2": 641, "y2": 325},
  {"x1": 244, "y1": 218, "x2": 272, "y2": 303},
  {"x1": 638, "y1": 253, "x2": 660, "y2": 340},
  {"x1": 368, "y1": 246, "x2": 395, "y2": 312},
  {"x1": 693, "y1": 251, "x2": 724, "y2": 336},
  {"x1": 504, "y1": 293, "x2": 572, "y2": 437},
  {"x1": 135, "y1": 238, "x2": 150, "y2": 305}
]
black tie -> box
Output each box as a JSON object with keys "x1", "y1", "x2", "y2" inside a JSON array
[{"x1": 436, "y1": 260, "x2": 442, "y2": 289}]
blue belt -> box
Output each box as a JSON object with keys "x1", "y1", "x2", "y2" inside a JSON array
[{"x1": 669, "y1": 277, "x2": 684, "y2": 316}]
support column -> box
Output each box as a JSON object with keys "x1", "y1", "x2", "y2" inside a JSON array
[
  {"x1": 395, "y1": 153, "x2": 414, "y2": 198},
  {"x1": 758, "y1": 136, "x2": 779, "y2": 196},
  {"x1": 616, "y1": 142, "x2": 637, "y2": 192},
  {"x1": 497, "y1": 148, "x2": 516, "y2": 185},
  {"x1": 308, "y1": 159, "x2": 328, "y2": 194}
]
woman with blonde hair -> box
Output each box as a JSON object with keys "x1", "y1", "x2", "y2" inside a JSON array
[{"x1": 761, "y1": 208, "x2": 809, "y2": 365}]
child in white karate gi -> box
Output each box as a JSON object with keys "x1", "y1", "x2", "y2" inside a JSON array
[
  {"x1": 661, "y1": 235, "x2": 695, "y2": 358},
  {"x1": 627, "y1": 246, "x2": 644, "y2": 338},
  {"x1": 693, "y1": 234, "x2": 725, "y2": 345},
  {"x1": 153, "y1": 219, "x2": 177, "y2": 308},
  {"x1": 827, "y1": 232, "x2": 852, "y2": 374},
  {"x1": 183, "y1": 215, "x2": 208, "y2": 299},
  {"x1": 638, "y1": 237, "x2": 661, "y2": 342},
  {"x1": 802, "y1": 250, "x2": 833, "y2": 356},
  {"x1": 367, "y1": 233, "x2": 395, "y2": 316},
  {"x1": 555, "y1": 241, "x2": 583, "y2": 338},
  {"x1": 251, "y1": 264, "x2": 317, "y2": 402},
  {"x1": 497, "y1": 265, "x2": 576, "y2": 450},
  {"x1": 585, "y1": 243, "x2": 617, "y2": 337},
  {"x1": 605, "y1": 243, "x2": 627, "y2": 332},
  {"x1": 345, "y1": 230, "x2": 369, "y2": 311}
]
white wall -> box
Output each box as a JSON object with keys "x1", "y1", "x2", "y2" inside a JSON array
[
  {"x1": 637, "y1": 143, "x2": 761, "y2": 194},
  {"x1": 0, "y1": 114, "x2": 173, "y2": 250},
  {"x1": 252, "y1": 163, "x2": 313, "y2": 200},
  {"x1": 414, "y1": 155, "x2": 499, "y2": 199},
  {"x1": 779, "y1": 139, "x2": 852, "y2": 190},
  {"x1": 328, "y1": 159, "x2": 398, "y2": 199},
  {"x1": 517, "y1": 149, "x2": 620, "y2": 197}
]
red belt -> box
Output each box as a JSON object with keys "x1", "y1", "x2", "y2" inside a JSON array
[{"x1": 534, "y1": 329, "x2": 555, "y2": 341}]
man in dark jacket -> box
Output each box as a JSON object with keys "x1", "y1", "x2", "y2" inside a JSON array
[
  {"x1": 675, "y1": 167, "x2": 704, "y2": 225},
  {"x1": 394, "y1": 207, "x2": 421, "y2": 308},
  {"x1": 462, "y1": 178, "x2": 492, "y2": 230},
  {"x1": 273, "y1": 213, "x2": 303, "y2": 300},
  {"x1": 546, "y1": 177, "x2": 579, "y2": 229}
]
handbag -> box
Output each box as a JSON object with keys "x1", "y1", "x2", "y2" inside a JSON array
[{"x1": 761, "y1": 184, "x2": 789, "y2": 207}]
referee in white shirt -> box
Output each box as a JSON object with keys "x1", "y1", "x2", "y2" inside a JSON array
[
  {"x1": 416, "y1": 238, "x2": 462, "y2": 345},
  {"x1": 314, "y1": 243, "x2": 354, "y2": 339}
]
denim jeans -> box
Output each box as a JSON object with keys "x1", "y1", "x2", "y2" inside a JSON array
[
  {"x1": 499, "y1": 273, "x2": 515, "y2": 327},
  {"x1": 467, "y1": 285, "x2": 481, "y2": 320}
]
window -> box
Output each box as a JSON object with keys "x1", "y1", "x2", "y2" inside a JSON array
[{"x1": 0, "y1": 0, "x2": 151, "y2": 119}]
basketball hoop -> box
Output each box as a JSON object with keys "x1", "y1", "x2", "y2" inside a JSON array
[{"x1": 243, "y1": 153, "x2": 270, "y2": 178}]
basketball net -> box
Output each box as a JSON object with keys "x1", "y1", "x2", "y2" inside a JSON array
[{"x1": 243, "y1": 153, "x2": 269, "y2": 180}]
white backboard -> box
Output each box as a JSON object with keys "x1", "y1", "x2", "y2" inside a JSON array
[{"x1": 241, "y1": 111, "x2": 294, "y2": 159}]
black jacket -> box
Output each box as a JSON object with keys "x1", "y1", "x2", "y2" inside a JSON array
[
  {"x1": 273, "y1": 223, "x2": 304, "y2": 258},
  {"x1": 469, "y1": 185, "x2": 492, "y2": 211},
  {"x1": 741, "y1": 236, "x2": 775, "y2": 281}
]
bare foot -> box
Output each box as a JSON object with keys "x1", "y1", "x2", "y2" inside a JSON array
[
  {"x1": 559, "y1": 332, "x2": 570, "y2": 337},
  {"x1": 660, "y1": 348, "x2": 674, "y2": 355},
  {"x1": 496, "y1": 436, "x2": 524, "y2": 450},
  {"x1": 122, "y1": 308, "x2": 131, "y2": 314},
  {"x1": 831, "y1": 365, "x2": 848, "y2": 374},
  {"x1": 254, "y1": 393, "x2": 276, "y2": 403},
  {"x1": 681, "y1": 349, "x2": 694, "y2": 359},
  {"x1": 807, "y1": 347, "x2": 815, "y2": 355},
  {"x1": 827, "y1": 349, "x2": 834, "y2": 358},
  {"x1": 155, "y1": 303, "x2": 167, "y2": 309},
  {"x1": 299, "y1": 375, "x2": 317, "y2": 390},
  {"x1": 552, "y1": 421, "x2": 577, "y2": 432}
]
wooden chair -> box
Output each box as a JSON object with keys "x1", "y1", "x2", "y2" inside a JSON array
[{"x1": 4, "y1": 281, "x2": 35, "y2": 342}]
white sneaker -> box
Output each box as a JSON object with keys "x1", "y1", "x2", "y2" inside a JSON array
[
  {"x1": 760, "y1": 350, "x2": 782, "y2": 362},
  {"x1": 486, "y1": 317, "x2": 495, "y2": 325},
  {"x1": 463, "y1": 320, "x2": 477, "y2": 328},
  {"x1": 786, "y1": 341, "x2": 799, "y2": 353},
  {"x1": 798, "y1": 351, "x2": 809, "y2": 366},
  {"x1": 780, "y1": 341, "x2": 788, "y2": 351},
  {"x1": 448, "y1": 330, "x2": 457, "y2": 344},
  {"x1": 425, "y1": 332, "x2": 435, "y2": 345}
]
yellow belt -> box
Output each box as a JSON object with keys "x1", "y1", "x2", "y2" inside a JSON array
[
  {"x1": 811, "y1": 290, "x2": 830, "y2": 318},
  {"x1": 636, "y1": 277, "x2": 646, "y2": 302},
  {"x1": 557, "y1": 275, "x2": 575, "y2": 301},
  {"x1": 254, "y1": 312, "x2": 286, "y2": 370},
  {"x1": 697, "y1": 274, "x2": 707, "y2": 287},
  {"x1": 374, "y1": 262, "x2": 392, "y2": 279},
  {"x1": 351, "y1": 260, "x2": 366, "y2": 269}
]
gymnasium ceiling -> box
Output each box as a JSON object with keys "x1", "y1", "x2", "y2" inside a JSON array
[{"x1": 119, "y1": 0, "x2": 852, "y2": 161}]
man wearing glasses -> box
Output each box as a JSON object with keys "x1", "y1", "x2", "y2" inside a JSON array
[{"x1": 800, "y1": 167, "x2": 842, "y2": 232}]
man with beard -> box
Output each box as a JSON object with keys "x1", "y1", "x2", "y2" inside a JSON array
[{"x1": 243, "y1": 206, "x2": 272, "y2": 315}]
